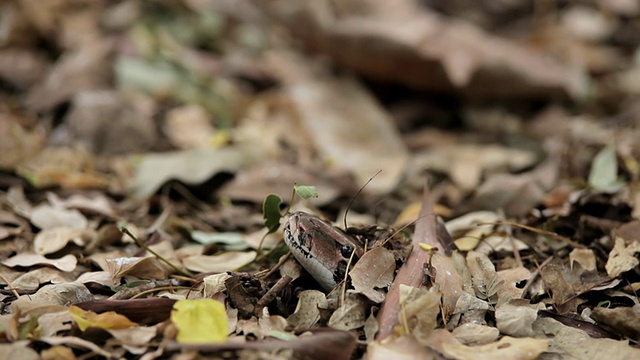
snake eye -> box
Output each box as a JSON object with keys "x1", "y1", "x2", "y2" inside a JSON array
[{"x1": 340, "y1": 244, "x2": 353, "y2": 258}]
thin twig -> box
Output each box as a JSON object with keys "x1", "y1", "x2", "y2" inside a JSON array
[
  {"x1": 255, "y1": 275, "x2": 293, "y2": 315},
  {"x1": 478, "y1": 221, "x2": 586, "y2": 249},
  {"x1": 119, "y1": 225, "x2": 194, "y2": 278},
  {"x1": 0, "y1": 271, "x2": 20, "y2": 299}
]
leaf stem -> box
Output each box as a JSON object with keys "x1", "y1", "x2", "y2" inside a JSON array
[{"x1": 119, "y1": 224, "x2": 194, "y2": 278}]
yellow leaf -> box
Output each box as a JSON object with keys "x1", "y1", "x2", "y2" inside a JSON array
[
  {"x1": 419, "y1": 243, "x2": 435, "y2": 251},
  {"x1": 171, "y1": 299, "x2": 228, "y2": 344},
  {"x1": 68, "y1": 306, "x2": 137, "y2": 331}
]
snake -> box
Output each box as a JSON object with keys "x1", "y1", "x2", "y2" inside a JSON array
[{"x1": 283, "y1": 212, "x2": 364, "y2": 290}]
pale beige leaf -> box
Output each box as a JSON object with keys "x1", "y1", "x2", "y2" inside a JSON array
[
  {"x1": 30, "y1": 204, "x2": 88, "y2": 230},
  {"x1": 289, "y1": 75, "x2": 408, "y2": 194},
  {"x1": 451, "y1": 323, "x2": 500, "y2": 345},
  {"x1": 2, "y1": 253, "x2": 77, "y2": 272},
  {"x1": 104, "y1": 256, "x2": 170, "y2": 280},
  {"x1": 287, "y1": 290, "x2": 328, "y2": 328},
  {"x1": 34, "y1": 227, "x2": 96, "y2": 255},
  {"x1": 495, "y1": 300, "x2": 544, "y2": 337},
  {"x1": 328, "y1": 294, "x2": 368, "y2": 331},
  {"x1": 182, "y1": 251, "x2": 256, "y2": 273},
  {"x1": 606, "y1": 237, "x2": 640, "y2": 277},
  {"x1": 533, "y1": 317, "x2": 640, "y2": 359}
]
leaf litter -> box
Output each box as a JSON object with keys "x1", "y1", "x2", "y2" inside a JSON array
[{"x1": 1, "y1": 0, "x2": 640, "y2": 359}]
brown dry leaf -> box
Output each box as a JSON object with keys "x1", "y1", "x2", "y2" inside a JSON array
[
  {"x1": 265, "y1": 0, "x2": 586, "y2": 99},
  {"x1": 47, "y1": 192, "x2": 116, "y2": 218},
  {"x1": 426, "y1": 329, "x2": 548, "y2": 360},
  {"x1": 475, "y1": 234, "x2": 529, "y2": 255},
  {"x1": 64, "y1": 90, "x2": 157, "y2": 154},
  {"x1": 2, "y1": 253, "x2": 77, "y2": 272},
  {"x1": 104, "y1": 256, "x2": 171, "y2": 280},
  {"x1": 605, "y1": 237, "x2": 640, "y2": 278},
  {"x1": 533, "y1": 317, "x2": 640, "y2": 359},
  {"x1": 182, "y1": 251, "x2": 256, "y2": 273},
  {"x1": 258, "y1": 313, "x2": 288, "y2": 334},
  {"x1": 496, "y1": 267, "x2": 531, "y2": 300},
  {"x1": 163, "y1": 104, "x2": 216, "y2": 149},
  {"x1": 366, "y1": 335, "x2": 436, "y2": 360},
  {"x1": 364, "y1": 310, "x2": 379, "y2": 342},
  {"x1": 129, "y1": 147, "x2": 259, "y2": 198},
  {"x1": 34, "y1": 227, "x2": 96, "y2": 255},
  {"x1": 464, "y1": 173, "x2": 546, "y2": 217},
  {"x1": 283, "y1": 66, "x2": 408, "y2": 195},
  {"x1": 0, "y1": 118, "x2": 45, "y2": 169},
  {"x1": 446, "y1": 211, "x2": 499, "y2": 251},
  {"x1": 38, "y1": 310, "x2": 74, "y2": 337},
  {"x1": 590, "y1": 305, "x2": 640, "y2": 340},
  {"x1": 75, "y1": 271, "x2": 119, "y2": 287},
  {"x1": 11, "y1": 267, "x2": 74, "y2": 292},
  {"x1": 453, "y1": 292, "x2": 490, "y2": 321},
  {"x1": 0, "y1": 343, "x2": 40, "y2": 360},
  {"x1": 30, "y1": 204, "x2": 88, "y2": 230},
  {"x1": 328, "y1": 294, "x2": 368, "y2": 331},
  {"x1": 495, "y1": 300, "x2": 544, "y2": 337},
  {"x1": 569, "y1": 248, "x2": 597, "y2": 272},
  {"x1": 0, "y1": 209, "x2": 28, "y2": 240},
  {"x1": 203, "y1": 273, "x2": 233, "y2": 298},
  {"x1": 0, "y1": 48, "x2": 49, "y2": 89},
  {"x1": 107, "y1": 326, "x2": 158, "y2": 355},
  {"x1": 465, "y1": 251, "x2": 504, "y2": 302},
  {"x1": 219, "y1": 162, "x2": 351, "y2": 206},
  {"x1": 451, "y1": 323, "x2": 499, "y2": 345},
  {"x1": 431, "y1": 253, "x2": 464, "y2": 317},
  {"x1": 400, "y1": 285, "x2": 441, "y2": 343},
  {"x1": 350, "y1": 247, "x2": 395, "y2": 303},
  {"x1": 15, "y1": 147, "x2": 111, "y2": 189},
  {"x1": 41, "y1": 345, "x2": 76, "y2": 360},
  {"x1": 540, "y1": 258, "x2": 577, "y2": 314},
  {"x1": 26, "y1": 40, "x2": 113, "y2": 112},
  {"x1": 12, "y1": 283, "x2": 93, "y2": 314},
  {"x1": 38, "y1": 336, "x2": 112, "y2": 359},
  {"x1": 287, "y1": 290, "x2": 328, "y2": 329},
  {"x1": 413, "y1": 144, "x2": 537, "y2": 191}
]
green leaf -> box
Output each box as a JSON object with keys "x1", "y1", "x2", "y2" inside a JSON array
[
  {"x1": 171, "y1": 299, "x2": 228, "y2": 344},
  {"x1": 263, "y1": 194, "x2": 282, "y2": 233},
  {"x1": 294, "y1": 185, "x2": 318, "y2": 199},
  {"x1": 588, "y1": 145, "x2": 624, "y2": 192}
]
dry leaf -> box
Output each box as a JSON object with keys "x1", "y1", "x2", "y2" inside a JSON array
[
  {"x1": 171, "y1": 299, "x2": 229, "y2": 344},
  {"x1": 399, "y1": 285, "x2": 441, "y2": 342},
  {"x1": 350, "y1": 247, "x2": 395, "y2": 303},
  {"x1": 104, "y1": 256, "x2": 171, "y2": 280},
  {"x1": 533, "y1": 317, "x2": 640, "y2": 359},
  {"x1": 451, "y1": 323, "x2": 500, "y2": 345},
  {"x1": 606, "y1": 237, "x2": 640, "y2": 277},
  {"x1": 34, "y1": 227, "x2": 96, "y2": 255},
  {"x1": 2, "y1": 253, "x2": 77, "y2": 272},
  {"x1": 495, "y1": 300, "x2": 543, "y2": 337},
  {"x1": 328, "y1": 294, "x2": 368, "y2": 331},
  {"x1": 129, "y1": 147, "x2": 259, "y2": 198},
  {"x1": 30, "y1": 205, "x2": 88, "y2": 230},
  {"x1": 430, "y1": 253, "x2": 464, "y2": 317},
  {"x1": 69, "y1": 306, "x2": 137, "y2": 331},
  {"x1": 182, "y1": 251, "x2": 256, "y2": 273},
  {"x1": 287, "y1": 72, "x2": 408, "y2": 194},
  {"x1": 366, "y1": 335, "x2": 436, "y2": 360},
  {"x1": 287, "y1": 290, "x2": 328, "y2": 328}
]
